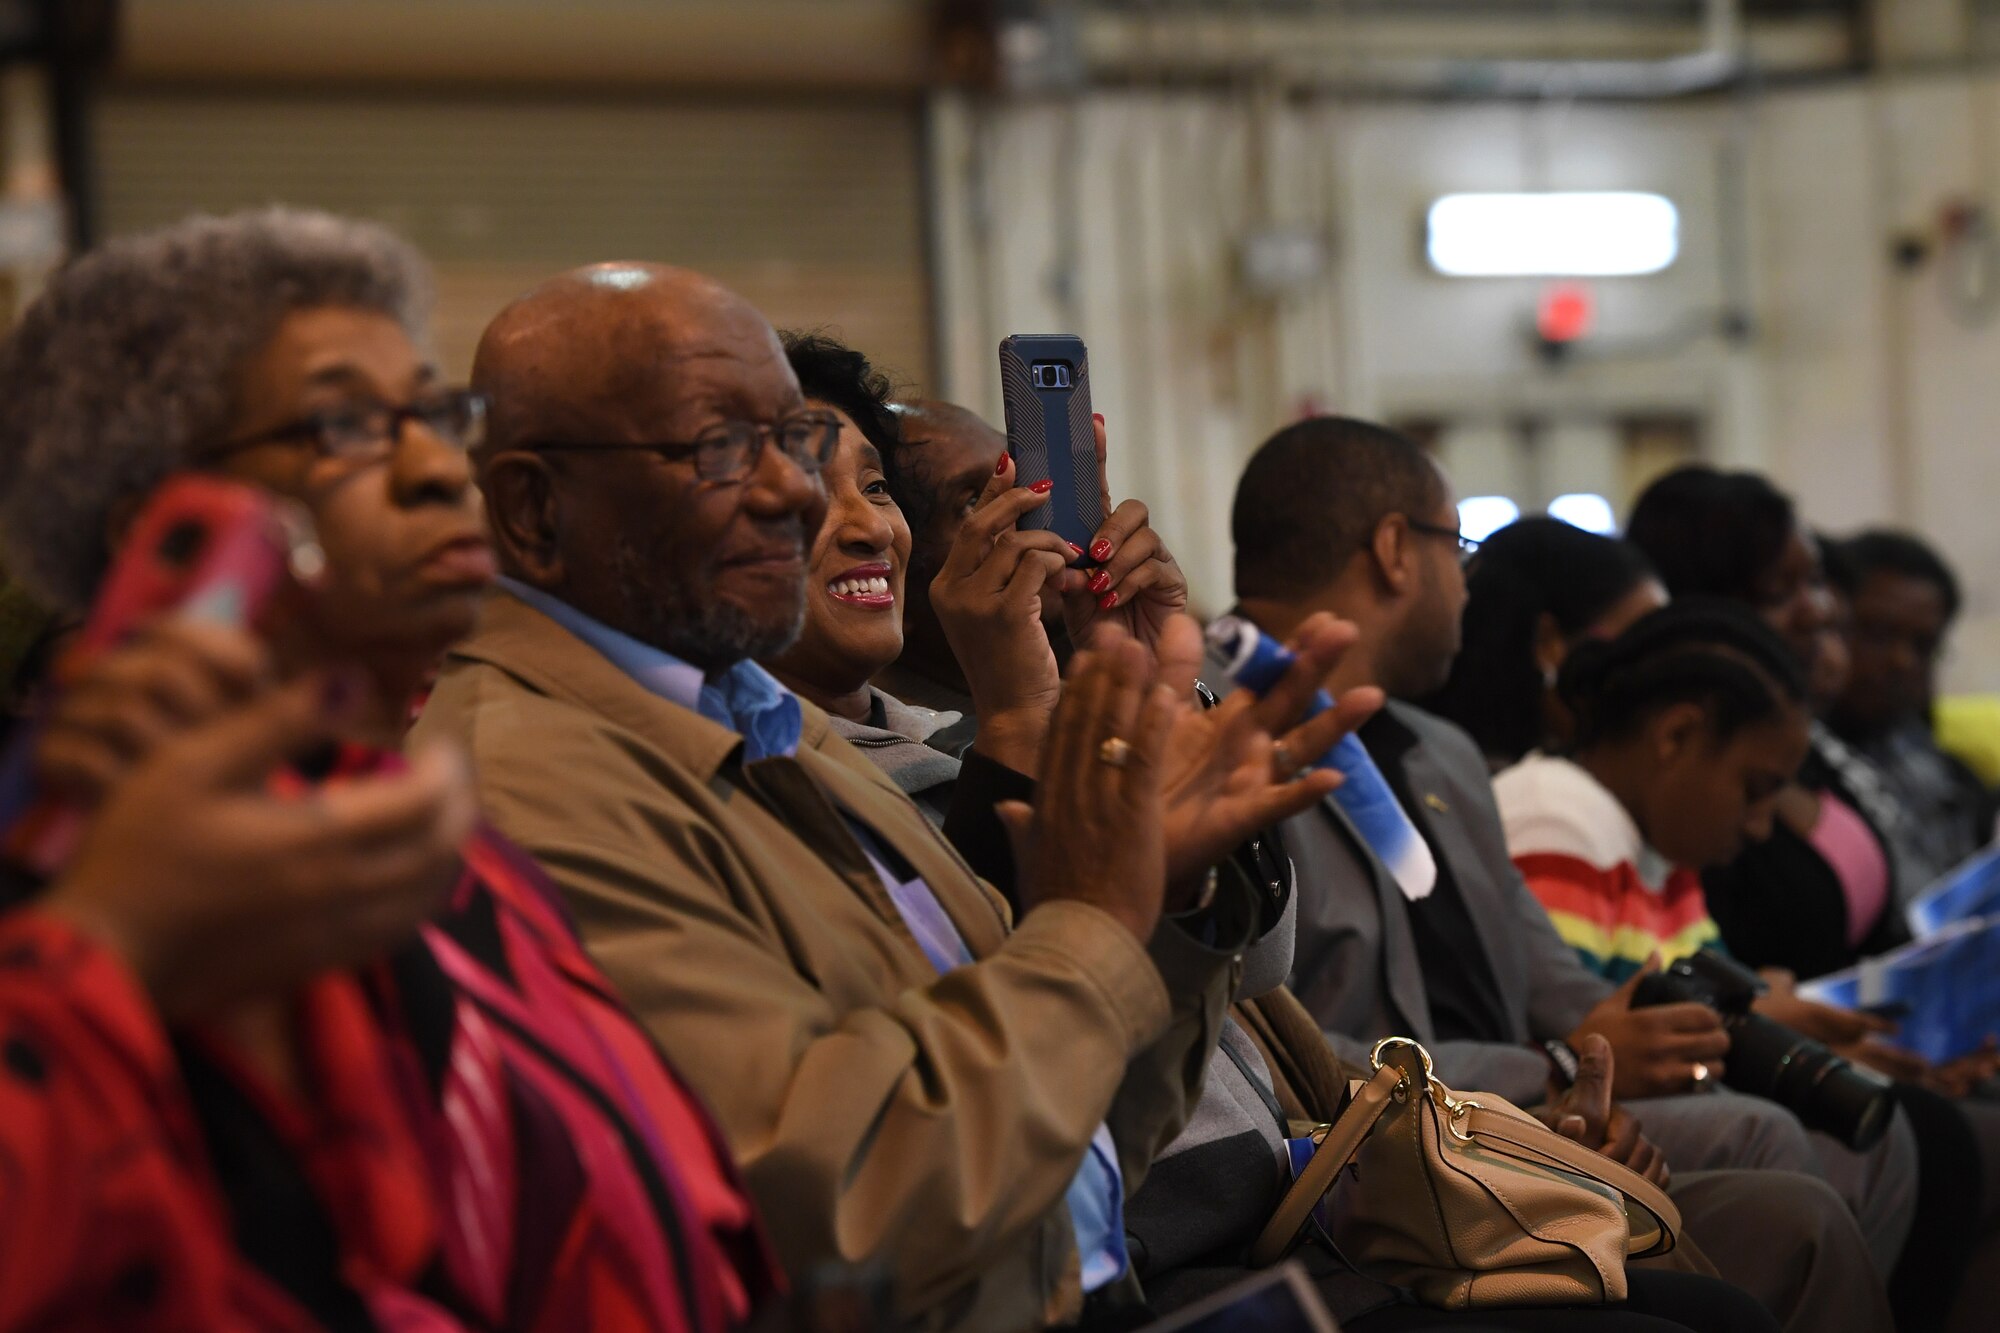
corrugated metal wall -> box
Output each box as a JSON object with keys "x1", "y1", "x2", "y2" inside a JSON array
[{"x1": 94, "y1": 90, "x2": 934, "y2": 384}]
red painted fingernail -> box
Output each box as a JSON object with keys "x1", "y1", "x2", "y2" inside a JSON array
[
  {"x1": 1067, "y1": 542, "x2": 1085, "y2": 557},
  {"x1": 1030, "y1": 479, "x2": 1053, "y2": 494},
  {"x1": 1099, "y1": 591, "x2": 1118, "y2": 610},
  {"x1": 1090, "y1": 539, "x2": 1113, "y2": 562},
  {"x1": 1088, "y1": 570, "x2": 1111, "y2": 594},
  {"x1": 1093, "y1": 412, "x2": 1105, "y2": 427},
  {"x1": 995, "y1": 454, "x2": 1010, "y2": 474}
]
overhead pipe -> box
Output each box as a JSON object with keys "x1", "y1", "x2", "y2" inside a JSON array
[
  {"x1": 1317, "y1": 0, "x2": 1745, "y2": 99},
  {"x1": 1075, "y1": 0, "x2": 1754, "y2": 101}
]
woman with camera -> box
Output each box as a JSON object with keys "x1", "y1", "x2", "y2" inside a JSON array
[{"x1": 1490, "y1": 598, "x2": 1994, "y2": 1332}]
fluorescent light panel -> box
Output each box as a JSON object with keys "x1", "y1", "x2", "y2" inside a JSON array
[
  {"x1": 1459, "y1": 496, "x2": 1521, "y2": 544},
  {"x1": 1548, "y1": 493, "x2": 1618, "y2": 534},
  {"x1": 1427, "y1": 192, "x2": 1679, "y2": 277}
]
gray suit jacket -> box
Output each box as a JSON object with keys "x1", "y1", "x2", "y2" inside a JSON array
[{"x1": 1203, "y1": 656, "x2": 1613, "y2": 1105}]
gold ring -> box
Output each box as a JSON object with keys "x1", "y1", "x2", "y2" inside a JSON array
[
  {"x1": 1690, "y1": 1062, "x2": 1711, "y2": 1087},
  {"x1": 1098, "y1": 736, "x2": 1133, "y2": 768},
  {"x1": 1272, "y1": 740, "x2": 1295, "y2": 779}
]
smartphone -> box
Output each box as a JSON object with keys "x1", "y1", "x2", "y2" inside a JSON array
[
  {"x1": 1140, "y1": 1262, "x2": 1339, "y2": 1333},
  {"x1": 998, "y1": 333, "x2": 1105, "y2": 560},
  {"x1": 0, "y1": 475, "x2": 323, "y2": 875}
]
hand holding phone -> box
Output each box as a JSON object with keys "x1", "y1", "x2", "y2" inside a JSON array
[
  {"x1": 0, "y1": 476, "x2": 323, "y2": 874},
  {"x1": 43, "y1": 669, "x2": 472, "y2": 1017},
  {"x1": 999, "y1": 334, "x2": 1106, "y2": 558}
]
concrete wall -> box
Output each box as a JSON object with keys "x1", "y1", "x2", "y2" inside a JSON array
[{"x1": 928, "y1": 73, "x2": 2000, "y2": 689}]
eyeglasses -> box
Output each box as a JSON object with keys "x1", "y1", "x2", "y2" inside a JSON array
[
  {"x1": 209, "y1": 388, "x2": 488, "y2": 462},
  {"x1": 529, "y1": 410, "x2": 842, "y2": 482},
  {"x1": 1407, "y1": 518, "x2": 1481, "y2": 561}
]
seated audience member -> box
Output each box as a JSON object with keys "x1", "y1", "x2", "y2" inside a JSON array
[
  {"x1": 1213, "y1": 417, "x2": 1916, "y2": 1315},
  {"x1": 1491, "y1": 602, "x2": 1821, "y2": 990},
  {"x1": 766, "y1": 333, "x2": 1222, "y2": 894},
  {"x1": 759, "y1": 334, "x2": 959, "y2": 816},
  {"x1": 1626, "y1": 472, "x2": 1921, "y2": 973},
  {"x1": 1418, "y1": 517, "x2": 1665, "y2": 772},
  {"x1": 762, "y1": 337, "x2": 1785, "y2": 1333},
  {"x1": 0, "y1": 211, "x2": 778, "y2": 1330},
  {"x1": 877, "y1": 396, "x2": 1186, "y2": 751},
  {"x1": 421, "y1": 263, "x2": 1362, "y2": 1330},
  {"x1": 762, "y1": 334, "x2": 1079, "y2": 821},
  {"x1": 1827, "y1": 529, "x2": 1994, "y2": 892},
  {"x1": 1494, "y1": 599, "x2": 2000, "y2": 1333},
  {"x1": 1625, "y1": 475, "x2": 2000, "y2": 1331},
  {"x1": 1627, "y1": 479, "x2": 2000, "y2": 1071},
  {"x1": 870, "y1": 397, "x2": 1013, "y2": 734}
]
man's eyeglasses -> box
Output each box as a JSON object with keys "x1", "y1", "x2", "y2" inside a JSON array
[
  {"x1": 208, "y1": 388, "x2": 488, "y2": 462},
  {"x1": 1407, "y1": 518, "x2": 1481, "y2": 561},
  {"x1": 529, "y1": 410, "x2": 842, "y2": 482}
]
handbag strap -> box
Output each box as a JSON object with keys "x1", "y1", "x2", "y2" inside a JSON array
[
  {"x1": 1221, "y1": 1025, "x2": 1292, "y2": 1138},
  {"x1": 1459, "y1": 1106, "x2": 1681, "y2": 1258},
  {"x1": 1249, "y1": 1064, "x2": 1405, "y2": 1267}
]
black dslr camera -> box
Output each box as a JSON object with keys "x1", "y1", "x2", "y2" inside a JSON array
[{"x1": 1632, "y1": 950, "x2": 1897, "y2": 1152}]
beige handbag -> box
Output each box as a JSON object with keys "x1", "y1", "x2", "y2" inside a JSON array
[{"x1": 1250, "y1": 1037, "x2": 1681, "y2": 1310}]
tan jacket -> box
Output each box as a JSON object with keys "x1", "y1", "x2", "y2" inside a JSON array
[{"x1": 412, "y1": 589, "x2": 1246, "y2": 1331}]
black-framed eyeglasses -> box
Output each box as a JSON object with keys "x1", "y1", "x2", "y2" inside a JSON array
[
  {"x1": 528, "y1": 409, "x2": 842, "y2": 482},
  {"x1": 1407, "y1": 518, "x2": 1481, "y2": 561},
  {"x1": 207, "y1": 388, "x2": 488, "y2": 462}
]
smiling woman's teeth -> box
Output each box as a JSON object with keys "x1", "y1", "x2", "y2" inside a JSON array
[{"x1": 830, "y1": 577, "x2": 891, "y2": 597}]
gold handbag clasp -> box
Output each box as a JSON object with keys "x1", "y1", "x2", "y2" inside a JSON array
[{"x1": 1370, "y1": 1036, "x2": 1483, "y2": 1140}]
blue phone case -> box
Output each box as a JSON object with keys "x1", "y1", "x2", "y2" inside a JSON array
[{"x1": 999, "y1": 334, "x2": 1105, "y2": 559}]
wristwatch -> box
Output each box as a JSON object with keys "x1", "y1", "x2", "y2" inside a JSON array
[{"x1": 1539, "y1": 1038, "x2": 1581, "y2": 1090}]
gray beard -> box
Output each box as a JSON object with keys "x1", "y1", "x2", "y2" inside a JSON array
[
  {"x1": 609, "y1": 541, "x2": 805, "y2": 670},
  {"x1": 651, "y1": 594, "x2": 805, "y2": 670}
]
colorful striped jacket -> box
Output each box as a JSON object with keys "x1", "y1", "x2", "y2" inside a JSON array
[{"x1": 1492, "y1": 753, "x2": 1722, "y2": 983}]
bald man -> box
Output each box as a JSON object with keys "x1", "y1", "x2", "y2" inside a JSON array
[{"x1": 411, "y1": 265, "x2": 1270, "y2": 1332}]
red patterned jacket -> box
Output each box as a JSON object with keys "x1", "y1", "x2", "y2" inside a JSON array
[{"x1": 0, "y1": 749, "x2": 781, "y2": 1333}]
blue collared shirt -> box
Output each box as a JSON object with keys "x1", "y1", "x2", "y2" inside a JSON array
[
  {"x1": 499, "y1": 578, "x2": 803, "y2": 762},
  {"x1": 498, "y1": 579, "x2": 1128, "y2": 1290}
]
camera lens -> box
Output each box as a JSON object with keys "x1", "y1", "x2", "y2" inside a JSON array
[
  {"x1": 1723, "y1": 1014, "x2": 1896, "y2": 1152},
  {"x1": 1631, "y1": 953, "x2": 1897, "y2": 1152}
]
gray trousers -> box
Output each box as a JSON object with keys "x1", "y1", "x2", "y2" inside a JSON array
[
  {"x1": 1629, "y1": 1087, "x2": 1918, "y2": 1275},
  {"x1": 1945, "y1": 1095, "x2": 2000, "y2": 1333},
  {"x1": 1664, "y1": 1170, "x2": 1894, "y2": 1333}
]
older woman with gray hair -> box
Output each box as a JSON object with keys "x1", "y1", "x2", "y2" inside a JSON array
[{"x1": 0, "y1": 208, "x2": 779, "y2": 1333}]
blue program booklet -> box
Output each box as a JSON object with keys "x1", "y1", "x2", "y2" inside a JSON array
[
  {"x1": 1905, "y1": 845, "x2": 2000, "y2": 937},
  {"x1": 1801, "y1": 916, "x2": 2000, "y2": 1062}
]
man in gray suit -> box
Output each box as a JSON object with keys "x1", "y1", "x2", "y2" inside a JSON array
[{"x1": 1209, "y1": 416, "x2": 1916, "y2": 1284}]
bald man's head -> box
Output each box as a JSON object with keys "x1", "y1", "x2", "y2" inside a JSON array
[
  {"x1": 886, "y1": 398, "x2": 1006, "y2": 541},
  {"x1": 473, "y1": 262, "x2": 792, "y2": 454},
  {"x1": 877, "y1": 398, "x2": 1015, "y2": 688},
  {"x1": 472, "y1": 262, "x2": 826, "y2": 671}
]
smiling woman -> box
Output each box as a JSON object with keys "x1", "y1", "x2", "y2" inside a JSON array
[
  {"x1": 760, "y1": 332, "x2": 982, "y2": 821},
  {"x1": 763, "y1": 331, "x2": 912, "y2": 726}
]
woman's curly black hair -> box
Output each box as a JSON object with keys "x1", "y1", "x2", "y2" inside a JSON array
[{"x1": 778, "y1": 330, "x2": 902, "y2": 459}]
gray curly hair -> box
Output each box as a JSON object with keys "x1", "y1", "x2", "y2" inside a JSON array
[{"x1": 0, "y1": 207, "x2": 433, "y2": 613}]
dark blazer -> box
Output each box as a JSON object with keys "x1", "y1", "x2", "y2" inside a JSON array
[{"x1": 1232, "y1": 687, "x2": 1614, "y2": 1104}]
